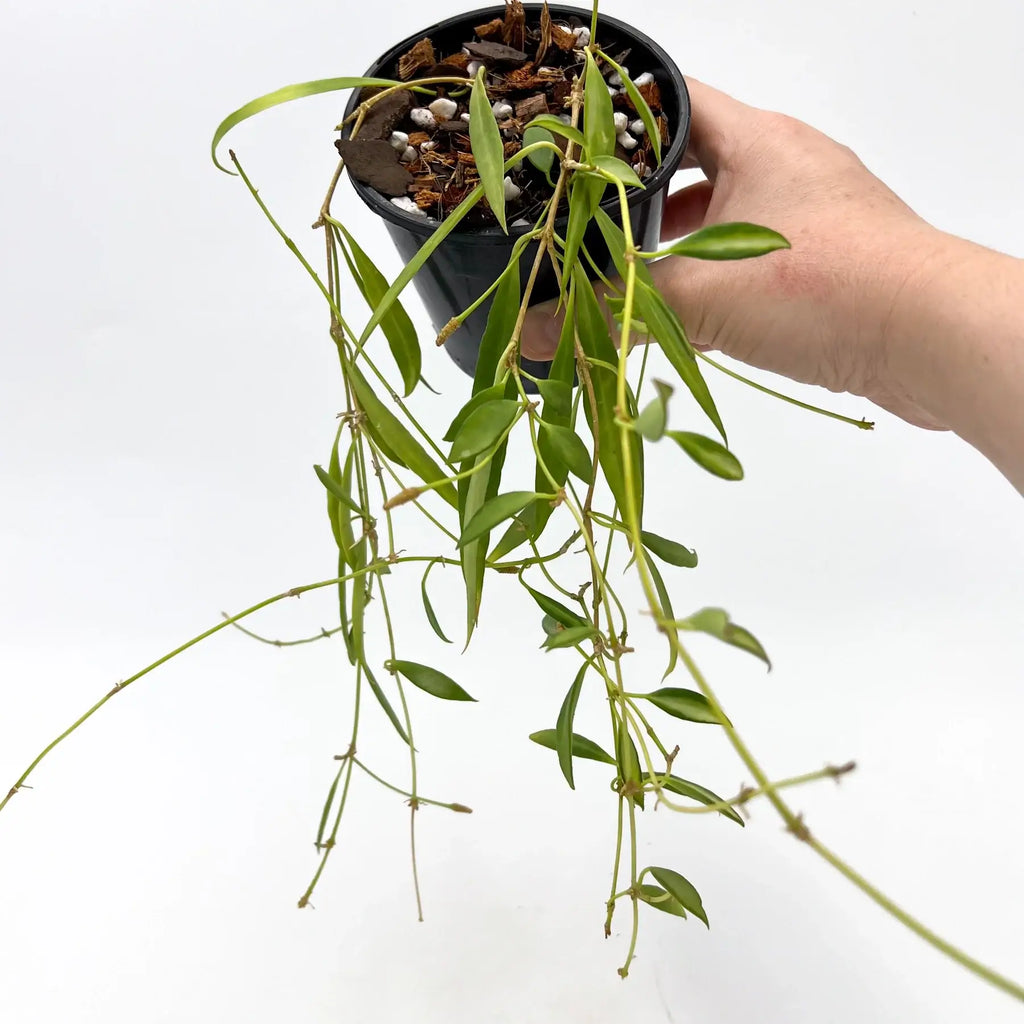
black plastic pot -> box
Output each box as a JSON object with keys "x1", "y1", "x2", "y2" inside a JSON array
[{"x1": 342, "y1": 3, "x2": 690, "y2": 383}]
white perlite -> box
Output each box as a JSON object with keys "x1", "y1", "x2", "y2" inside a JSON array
[
  {"x1": 428, "y1": 97, "x2": 458, "y2": 120},
  {"x1": 466, "y1": 60, "x2": 484, "y2": 77},
  {"x1": 492, "y1": 101, "x2": 513, "y2": 120},
  {"x1": 420, "y1": 140, "x2": 437, "y2": 153},
  {"x1": 390, "y1": 196, "x2": 426, "y2": 217},
  {"x1": 503, "y1": 176, "x2": 522, "y2": 202},
  {"x1": 399, "y1": 146, "x2": 418, "y2": 163},
  {"x1": 389, "y1": 131, "x2": 409, "y2": 150},
  {"x1": 459, "y1": 112, "x2": 471, "y2": 122},
  {"x1": 617, "y1": 131, "x2": 638, "y2": 150},
  {"x1": 572, "y1": 25, "x2": 591, "y2": 46},
  {"x1": 630, "y1": 118, "x2": 646, "y2": 135},
  {"x1": 612, "y1": 112, "x2": 628, "y2": 133},
  {"x1": 608, "y1": 68, "x2": 627, "y2": 87},
  {"x1": 633, "y1": 72, "x2": 654, "y2": 87},
  {"x1": 409, "y1": 107, "x2": 436, "y2": 129}
]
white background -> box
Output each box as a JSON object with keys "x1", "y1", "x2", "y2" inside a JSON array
[{"x1": 1, "y1": 1, "x2": 1022, "y2": 1022}]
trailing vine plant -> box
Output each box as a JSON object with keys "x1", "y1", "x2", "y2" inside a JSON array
[{"x1": 2, "y1": 0, "x2": 1021, "y2": 1001}]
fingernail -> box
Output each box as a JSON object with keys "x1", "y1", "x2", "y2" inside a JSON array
[{"x1": 521, "y1": 307, "x2": 561, "y2": 360}]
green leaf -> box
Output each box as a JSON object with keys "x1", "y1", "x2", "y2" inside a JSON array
[
  {"x1": 642, "y1": 687, "x2": 728, "y2": 726},
  {"x1": 541, "y1": 613, "x2": 563, "y2": 637},
  {"x1": 583, "y1": 51, "x2": 616, "y2": 158},
  {"x1": 573, "y1": 265, "x2": 644, "y2": 520},
  {"x1": 363, "y1": 662, "x2": 412, "y2": 744},
  {"x1": 666, "y1": 430, "x2": 744, "y2": 481},
  {"x1": 661, "y1": 222, "x2": 791, "y2": 260},
  {"x1": 562, "y1": 174, "x2": 606, "y2": 281},
  {"x1": 211, "y1": 76, "x2": 404, "y2": 173},
  {"x1": 542, "y1": 624, "x2": 600, "y2": 650},
  {"x1": 316, "y1": 764, "x2": 344, "y2": 850},
  {"x1": 335, "y1": 223, "x2": 420, "y2": 396},
  {"x1": 470, "y1": 67, "x2": 508, "y2": 233},
  {"x1": 387, "y1": 659, "x2": 476, "y2": 701},
  {"x1": 462, "y1": 262, "x2": 521, "y2": 644},
  {"x1": 443, "y1": 383, "x2": 507, "y2": 442},
  {"x1": 590, "y1": 154, "x2": 644, "y2": 188},
  {"x1": 523, "y1": 584, "x2": 587, "y2": 630},
  {"x1": 648, "y1": 866, "x2": 709, "y2": 928},
  {"x1": 314, "y1": 462, "x2": 363, "y2": 518},
  {"x1": 524, "y1": 114, "x2": 586, "y2": 150},
  {"x1": 680, "y1": 607, "x2": 771, "y2": 669},
  {"x1": 346, "y1": 361, "x2": 458, "y2": 508},
  {"x1": 653, "y1": 774, "x2": 745, "y2": 826},
  {"x1": 617, "y1": 720, "x2": 644, "y2": 809},
  {"x1": 420, "y1": 560, "x2": 452, "y2": 644},
  {"x1": 537, "y1": 379, "x2": 573, "y2": 420},
  {"x1": 633, "y1": 282, "x2": 727, "y2": 444},
  {"x1": 449, "y1": 399, "x2": 520, "y2": 462},
  {"x1": 529, "y1": 729, "x2": 616, "y2": 765},
  {"x1": 555, "y1": 664, "x2": 589, "y2": 789},
  {"x1": 604, "y1": 58, "x2": 662, "y2": 165},
  {"x1": 635, "y1": 379, "x2": 673, "y2": 441},
  {"x1": 459, "y1": 491, "x2": 542, "y2": 548},
  {"x1": 488, "y1": 507, "x2": 535, "y2": 560},
  {"x1": 323, "y1": 434, "x2": 344, "y2": 551},
  {"x1": 533, "y1": 289, "x2": 577, "y2": 541},
  {"x1": 644, "y1": 553, "x2": 678, "y2": 680},
  {"x1": 540, "y1": 422, "x2": 593, "y2": 484},
  {"x1": 523, "y1": 125, "x2": 556, "y2": 175},
  {"x1": 641, "y1": 530, "x2": 698, "y2": 568},
  {"x1": 637, "y1": 884, "x2": 688, "y2": 918}
]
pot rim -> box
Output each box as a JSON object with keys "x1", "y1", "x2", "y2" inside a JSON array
[{"x1": 341, "y1": 2, "x2": 690, "y2": 244}]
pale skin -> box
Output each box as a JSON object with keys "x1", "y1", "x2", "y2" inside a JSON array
[{"x1": 521, "y1": 77, "x2": 1024, "y2": 494}]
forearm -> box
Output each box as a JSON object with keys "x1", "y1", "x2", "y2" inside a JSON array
[{"x1": 885, "y1": 231, "x2": 1024, "y2": 493}]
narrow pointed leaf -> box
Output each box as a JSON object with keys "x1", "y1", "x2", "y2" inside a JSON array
[
  {"x1": 609, "y1": 61, "x2": 663, "y2": 165},
  {"x1": 644, "y1": 553, "x2": 678, "y2": 680},
  {"x1": 643, "y1": 687, "x2": 728, "y2": 726},
  {"x1": 661, "y1": 223, "x2": 791, "y2": 260},
  {"x1": 523, "y1": 125, "x2": 556, "y2": 174},
  {"x1": 337, "y1": 447, "x2": 360, "y2": 569},
  {"x1": 537, "y1": 379, "x2": 573, "y2": 420},
  {"x1": 583, "y1": 50, "x2": 616, "y2": 158},
  {"x1": 316, "y1": 765, "x2": 344, "y2": 849},
  {"x1": 562, "y1": 174, "x2": 606, "y2": 281},
  {"x1": 524, "y1": 114, "x2": 586, "y2": 149},
  {"x1": 459, "y1": 491, "x2": 542, "y2": 547},
  {"x1": 653, "y1": 774, "x2": 745, "y2": 826},
  {"x1": 541, "y1": 613, "x2": 563, "y2": 637},
  {"x1": 420, "y1": 560, "x2": 452, "y2": 644},
  {"x1": 335, "y1": 223, "x2": 420, "y2": 395},
  {"x1": 635, "y1": 379, "x2": 673, "y2": 440},
  {"x1": 387, "y1": 659, "x2": 476, "y2": 701},
  {"x1": 573, "y1": 265, "x2": 643, "y2": 519},
  {"x1": 590, "y1": 154, "x2": 644, "y2": 188},
  {"x1": 681, "y1": 607, "x2": 771, "y2": 669},
  {"x1": 556, "y1": 664, "x2": 588, "y2": 789},
  {"x1": 364, "y1": 663, "x2": 412, "y2": 743},
  {"x1": 542, "y1": 624, "x2": 600, "y2": 650},
  {"x1": 211, "y1": 76, "x2": 403, "y2": 172},
  {"x1": 347, "y1": 361, "x2": 458, "y2": 508},
  {"x1": 449, "y1": 399, "x2": 520, "y2": 462},
  {"x1": 443, "y1": 383, "x2": 507, "y2": 442},
  {"x1": 667, "y1": 431, "x2": 744, "y2": 480},
  {"x1": 641, "y1": 530, "x2": 698, "y2": 568},
  {"x1": 314, "y1": 463, "x2": 364, "y2": 517},
  {"x1": 638, "y1": 884, "x2": 688, "y2": 917},
  {"x1": 634, "y1": 282, "x2": 727, "y2": 443},
  {"x1": 540, "y1": 422, "x2": 593, "y2": 483},
  {"x1": 470, "y1": 67, "x2": 508, "y2": 233},
  {"x1": 460, "y1": 264, "x2": 521, "y2": 645},
  {"x1": 617, "y1": 720, "x2": 645, "y2": 809},
  {"x1": 648, "y1": 866, "x2": 709, "y2": 928},
  {"x1": 523, "y1": 584, "x2": 587, "y2": 629},
  {"x1": 529, "y1": 729, "x2": 616, "y2": 765},
  {"x1": 488, "y1": 507, "x2": 535, "y2": 560},
  {"x1": 323, "y1": 436, "x2": 344, "y2": 551}
]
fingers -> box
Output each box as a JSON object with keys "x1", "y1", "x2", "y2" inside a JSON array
[
  {"x1": 660, "y1": 180, "x2": 714, "y2": 241},
  {"x1": 681, "y1": 76, "x2": 754, "y2": 179},
  {"x1": 520, "y1": 280, "x2": 624, "y2": 362}
]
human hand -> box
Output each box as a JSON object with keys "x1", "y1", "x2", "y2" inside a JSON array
[{"x1": 521, "y1": 77, "x2": 951, "y2": 430}]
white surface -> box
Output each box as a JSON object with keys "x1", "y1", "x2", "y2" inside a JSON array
[{"x1": 1, "y1": 2, "x2": 1022, "y2": 1022}]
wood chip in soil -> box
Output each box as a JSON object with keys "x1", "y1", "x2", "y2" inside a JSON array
[{"x1": 335, "y1": 139, "x2": 413, "y2": 196}]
